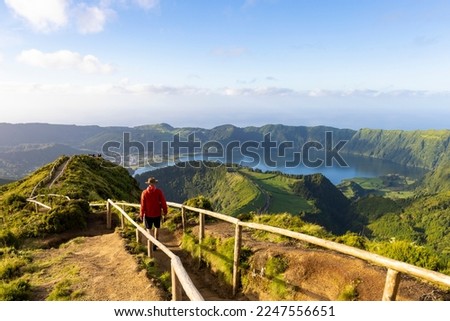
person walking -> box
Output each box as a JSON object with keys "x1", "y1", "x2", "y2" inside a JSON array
[{"x1": 140, "y1": 177, "x2": 168, "y2": 250}]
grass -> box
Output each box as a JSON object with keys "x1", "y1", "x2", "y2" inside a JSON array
[
  {"x1": 181, "y1": 232, "x2": 252, "y2": 287},
  {"x1": 212, "y1": 170, "x2": 263, "y2": 216},
  {"x1": 0, "y1": 278, "x2": 32, "y2": 300},
  {"x1": 342, "y1": 176, "x2": 417, "y2": 200},
  {"x1": 264, "y1": 255, "x2": 290, "y2": 299},
  {"x1": 337, "y1": 280, "x2": 360, "y2": 301},
  {"x1": 46, "y1": 279, "x2": 83, "y2": 301},
  {"x1": 240, "y1": 169, "x2": 312, "y2": 214}
]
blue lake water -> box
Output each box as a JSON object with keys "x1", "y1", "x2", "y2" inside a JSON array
[{"x1": 133, "y1": 152, "x2": 428, "y2": 185}]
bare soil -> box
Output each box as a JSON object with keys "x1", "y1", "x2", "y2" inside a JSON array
[
  {"x1": 30, "y1": 214, "x2": 165, "y2": 301},
  {"x1": 30, "y1": 215, "x2": 449, "y2": 301},
  {"x1": 198, "y1": 221, "x2": 450, "y2": 301}
]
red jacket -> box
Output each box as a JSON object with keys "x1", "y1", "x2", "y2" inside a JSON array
[{"x1": 140, "y1": 185, "x2": 168, "y2": 218}]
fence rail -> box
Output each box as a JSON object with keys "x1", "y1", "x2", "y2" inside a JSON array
[
  {"x1": 112, "y1": 201, "x2": 450, "y2": 301},
  {"x1": 105, "y1": 200, "x2": 204, "y2": 301},
  {"x1": 31, "y1": 197, "x2": 450, "y2": 301}
]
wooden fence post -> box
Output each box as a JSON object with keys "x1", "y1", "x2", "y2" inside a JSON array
[
  {"x1": 181, "y1": 206, "x2": 186, "y2": 232},
  {"x1": 199, "y1": 212, "x2": 205, "y2": 243},
  {"x1": 120, "y1": 213, "x2": 125, "y2": 229},
  {"x1": 171, "y1": 263, "x2": 183, "y2": 301},
  {"x1": 382, "y1": 268, "x2": 401, "y2": 301},
  {"x1": 147, "y1": 238, "x2": 153, "y2": 258},
  {"x1": 106, "y1": 201, "x2": 112, "y2": 229},
  {"x1": 198, "y1": 212, "x2": 205, "y2": 262},
  {"x1": 233, "y1": 224, "x2": 243, "y2": 297},
  {"x1": 136, "y1": 229, "x2": 140, "y2": 243}
]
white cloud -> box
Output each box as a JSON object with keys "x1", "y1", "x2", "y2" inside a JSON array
[
  {"x1": 4, "y1": 0, "x2": 68, "y2": 32},
  {"x1": 16, "y1": 49, "x2": 115, "y2": 74},
  {"x1": 75, "y1": 4, "x2": 114, "y2": 34},
  {"x1": 5, "y1": 0, "x2": 159, "y2": 34},
  {"x1": 1, "y1": 81, "x2": 450, "y2": 129}
]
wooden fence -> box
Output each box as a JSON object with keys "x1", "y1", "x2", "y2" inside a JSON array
[
  {"x1": 30, "y1": 197, "x2": 450, "y2": 301},
  {"x1": 111, "y1": 201, "x2": 450, "y2": 301},
  {"x1": 104, "y1": 200, "x2": 204, "y2": 301},
  {"x1": 27, "y1": 194, "x2": 71, "y2": 212}
]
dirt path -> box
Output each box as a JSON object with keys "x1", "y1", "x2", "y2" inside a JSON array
[
  {"x1": 47, "y1": 157, "x2": 71, "y2": 188},
  {"x1": 32, "y1": 220, "x2": 166, "y2": 301},
  {"x1": 152, "y1": 228, "x2": 248, "y2": 300},
  {"x1": 31, "y1": 215, "x2": 448, "y2": 301}
]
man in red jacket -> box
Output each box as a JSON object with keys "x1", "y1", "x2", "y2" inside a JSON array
[{"x1": 140, "y1": 177, "x2": 168, "y2": 250}]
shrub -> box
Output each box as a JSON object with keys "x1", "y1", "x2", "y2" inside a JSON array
[
  {"x1": 369, "y1": 240, "x2": 441, "y2": 271},
  {"x1": 0, "y1": 230, "x2": 19, "y2": 248},
  {"x1": 0, "y1": 279, "x2": 31, "y2": 300},
  {"x1": 265, "y1": 255, "x2": 288, "y2": 279},
  {"x1": 46, "y1": 279, "x2": 82, "y2": 301},
  {"x1": 3, "y1": 194, "x2": 27, "y2": 211},
  {"x1": 184, "y1": 195, "x2": 213, "y2": 211},
  {"x1": 335, "y1": 232, "x2": 368, "y2": 250},
  {"x1": 0, "y1": 256, "x2": 29, "y2": 280},
  {"x1": 37, "y1": 199, "x2": 90, "y2": 235},
  {"x1": 337, "y1": 281, "x2": 359, "y2": 301}
]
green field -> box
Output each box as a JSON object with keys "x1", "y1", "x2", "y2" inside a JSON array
[
  {"x1": 339, "y1": 175, "x2": 417, "y2": 200},
  {"x1": 240, "y1": 169, "x2": 313, "y2": 214}
]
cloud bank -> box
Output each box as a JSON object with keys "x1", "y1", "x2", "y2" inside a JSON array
[
  {"x1": 5, "y1": 0, "x2": 159, "y2": 34},
  {"x1": 16, "y1": 49, "x2": 115, "y2": 74}
]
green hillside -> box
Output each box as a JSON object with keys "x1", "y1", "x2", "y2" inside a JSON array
[
  {"x1": 50, "y1": 155, "x2": 141, "y2": 201},
  {"x1": 345, "y1": 128, "x2": 450, "y2": 169},
  {"x1": 135, "y1": 162, "x2": 263, "y2": 216},
  {"x1": 135, "y1": 162, "x2": 362, "y2": 234},
  {"x1": 420, "y1": 157, "x2": 450, "y2": 194},
  {"x1": 0, "y1": 155, "x2": 143, "y2": 300},
  {"x1": 0, "y1": 155, "x2": 141, "y2": 241},
  {"x1": 363, "y1": 191, "x2": 450, "y2": 262},
  {"x1": 1, "y1": 154, "x2": 448, "y2": 302},
  {"x1": 1, "y1": 155, "x2": 140, "y2": 203},
  {"x1": 135, "y1": 161, "x2": 449, "y2": 272}
]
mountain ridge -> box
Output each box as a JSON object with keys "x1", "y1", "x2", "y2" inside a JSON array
[{"x1": 1, "y1": 122, "x2": 450, "y2": 184}]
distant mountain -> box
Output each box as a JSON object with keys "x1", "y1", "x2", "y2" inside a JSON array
[
  {"x1": 2, "y1": 122, "x2": 450, "y2": 181},
  {"x1": 0, "y1": 122, "x2": 104, "y2": 146},
  {"x1": 344, "y1": 128, "x2": 450, "y2": 169},
  {"x1": 0, "y1": 143, "x2": 86, "y2": 179}
]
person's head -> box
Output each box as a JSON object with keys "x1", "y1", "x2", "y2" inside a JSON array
[{"x1": 145, "y1": 177, "x2": 158, "y2": 186}]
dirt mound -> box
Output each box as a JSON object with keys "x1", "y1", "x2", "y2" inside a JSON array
[{"x1": 200, "y1": 221, "x2": 449, "y2": 301}]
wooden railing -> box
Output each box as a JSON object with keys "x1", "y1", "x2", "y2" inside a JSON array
[
  {"x1": 113, "y1": 201, "x2": 450, "y2": 301},
  {"x1": 31, "y1": 196, "x2": 450, "y2": 301},
  {"x1": 27, "y1": 194, "x2": 71, "y2": 212},
  {"x1": 104, "y1": 200, "x2": 204, "y2": 301},
  {"x1": 26, "y1": 199, "x2": 52, "y2": 212}
]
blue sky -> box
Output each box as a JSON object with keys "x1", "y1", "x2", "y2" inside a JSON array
[{"x1": 0, "y1": 0, "x2": 449, "y2": 130}]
